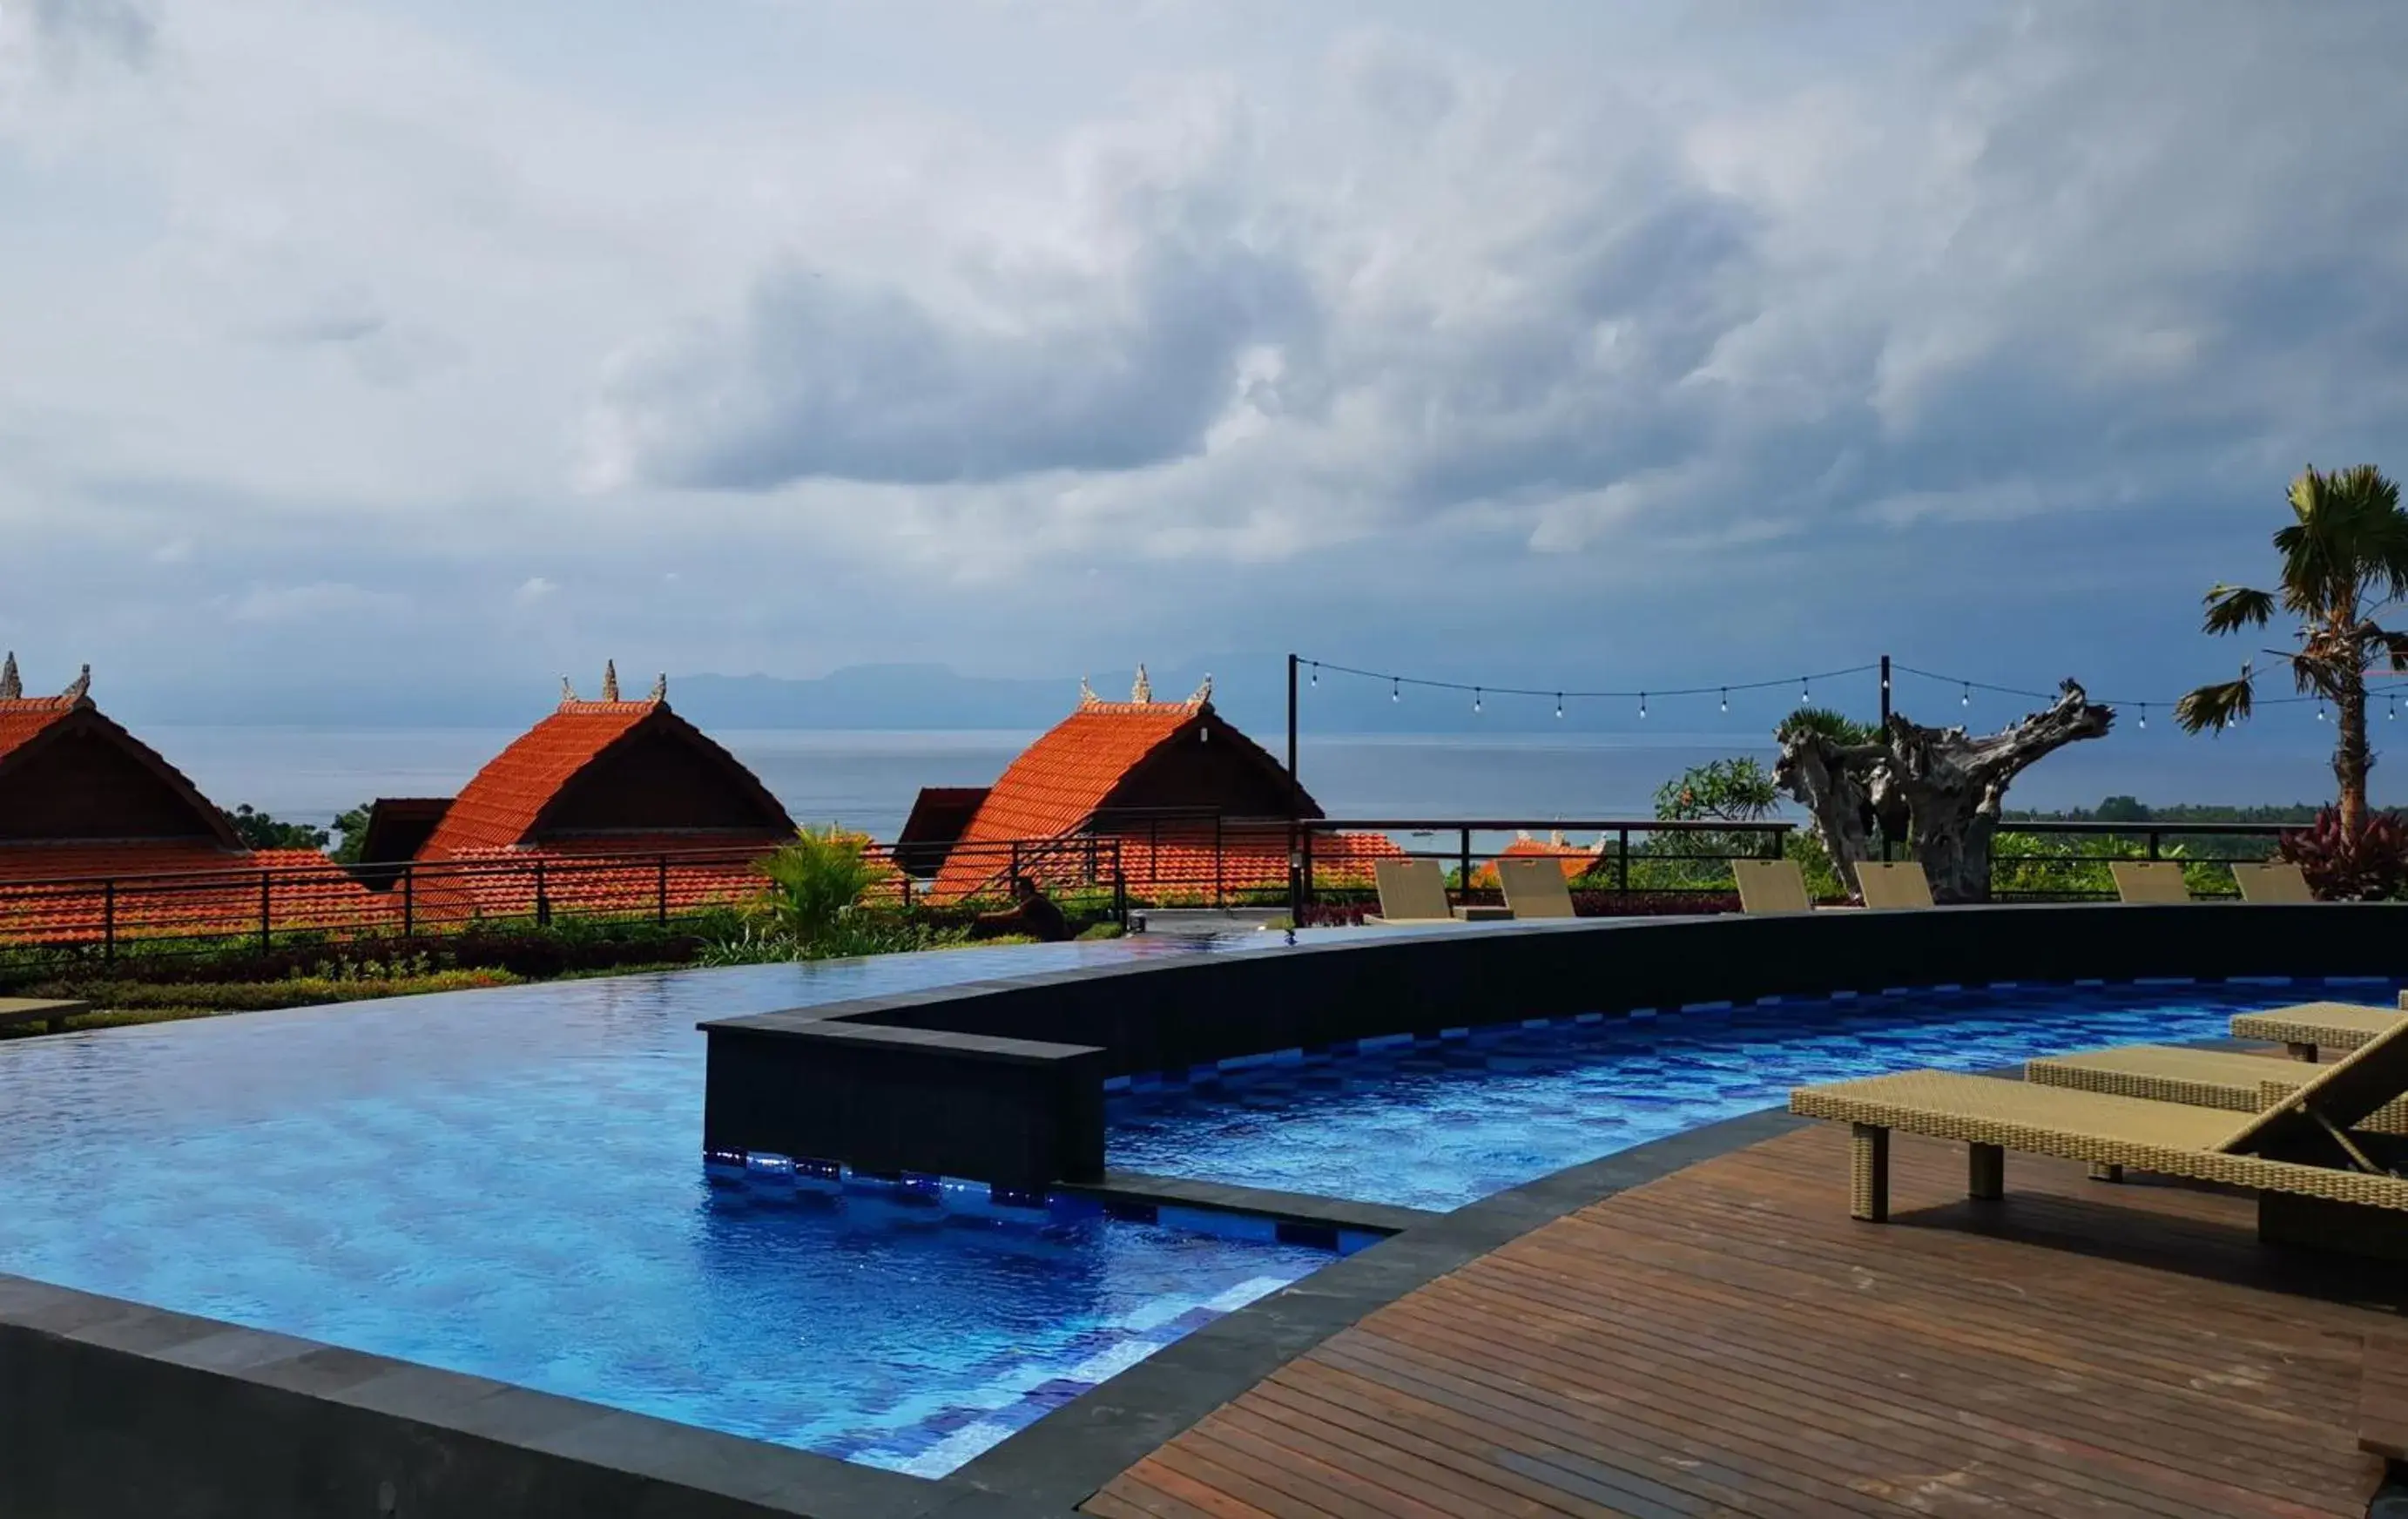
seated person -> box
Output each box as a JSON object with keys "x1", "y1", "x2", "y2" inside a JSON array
[{"x1": 970, "y1": 876, "x2": 1072, "y2": 942}]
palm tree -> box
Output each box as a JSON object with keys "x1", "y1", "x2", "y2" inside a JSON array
[{"x1": 2175, "y1": 465, "x2": 2408, "y2": 837}]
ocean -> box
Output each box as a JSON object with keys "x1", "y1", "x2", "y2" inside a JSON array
[{"x1": 143, "y1": 726, "x2": 2383, "y2": 840}]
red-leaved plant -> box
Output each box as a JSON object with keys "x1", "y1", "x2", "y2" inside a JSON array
[{"x1": 2274, "y1": 807, "x2": 2408, "y2": 901}]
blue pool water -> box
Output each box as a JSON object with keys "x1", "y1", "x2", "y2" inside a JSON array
[
  {"x1": 1107, "y1": 977, "x2": 2398, "y2": 1211},
  {"x1": 0, "y1": 939, "x2": 1342, "y2": 1477},
  {"x1": 0, "y1": 944, "x2": 2387, "y2": 1475}
]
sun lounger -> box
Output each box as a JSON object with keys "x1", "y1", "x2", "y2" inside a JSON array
[
  {"x1": 1732, "y1": 858, "x2": 1813, "y2": 914},
  {"x1": 1854, "y1": 860, "x2": 1934, "y2": 909},
  {"x1": 2109, "y1": 861, "x2": 2191, "y2": 903},
  {"x1": 2229, "y1": 1002, "x2": 2404, "y2": 1062},
  {"x1": 1791, "y1": 1013, "x2": 2408, "y2": 1254},
  {"x1": 1495, "y1": 857, "x2": 1579, "y2": 920},
  {"x1": 1366, "y1": 859, "x2": 1507, "y2": 924},
  {"x1": 2026, "y1": 1043, "x2": 2408, "y2": 1134},
  {"x1": 2231, "y1": 861, "x2": 2315, "y2": 903}
]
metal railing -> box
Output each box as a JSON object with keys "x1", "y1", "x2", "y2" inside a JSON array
[{"x1": 0, "y1": 835, "x2": 1126, "y2": 967}]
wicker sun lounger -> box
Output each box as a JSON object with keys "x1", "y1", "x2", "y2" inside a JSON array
[
  {"x1": 2229, "y1": 1002, "x2": 2404, "y2": 1062},
  {"x1": 2232, "y1": 861, "x2": 2316, "y2": 903},
  {"x1": 1366, "y1": 859, "x2": 1507, "y2": 925},
  {"x1": 1792, "y1": 1014, "x2": 2408, "y2": 1252},
  {"x1": 2109, "y1": 861, "x2": 2191, "y2": 903},
  {"x1": 1854, "y1": 861, "x2": 1934, "y2": 909},
  {"x1": 1732, "y1": 858, "x2": 1813, "y2": 914},
  {"x1": 2026, "y1": 1044, "x2": 2408, "y2": 1135},
  {"x1": 1495, "y1": 857, "x2": 1579, "y2": 920}
]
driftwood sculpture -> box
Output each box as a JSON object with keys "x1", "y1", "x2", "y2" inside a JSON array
[{"x1": 1774, "y1": 679, "x2": 2115, "y2": 903}]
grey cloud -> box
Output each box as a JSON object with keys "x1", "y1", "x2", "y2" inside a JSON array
[
  {"x1": 600, "y1": 219, "x2": 1319, "y2": 490},
  {"x1": 31, "y1": 0, "x2": 156, "y2": 70}
]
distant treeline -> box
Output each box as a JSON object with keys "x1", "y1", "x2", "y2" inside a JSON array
[{"x1": 2002, "y1": 796, "x2": 2344, "y2": 827}]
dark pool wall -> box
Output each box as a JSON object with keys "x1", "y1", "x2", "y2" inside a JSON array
[
  {"x1": 0, "y1": 1276, "x2": 923, "y2": 1519},
  {"x1": 702, "y1": 902, "x2": 2408, "y2": 1187}
]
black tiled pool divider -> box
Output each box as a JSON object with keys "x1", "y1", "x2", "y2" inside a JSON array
[{"x1": 700, "y1": 901, "x2": 2408, "y2": 1191}]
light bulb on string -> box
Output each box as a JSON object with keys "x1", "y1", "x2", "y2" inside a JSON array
[
  {"x1": 2318, "y1": 699, "x2": 2328, "y2": 722},
  {"x1": 1638, "y1": 692, "x2": 1648, "y2": 719},
  {"x1": 1799, "y1": 677, "x2": 1811, "y2": 705},
  {"x1": 1391, "y1": 677, "x2": 1400, "y2": 704},
  {"x1": 1719, "y1": 687, "x2": 1729, "y2": 713},
  {"x1": 1309, "y1": 664, "x2": 1318, "y2": 689},
  {"x1": 1473, "y1": 687, "x2": 1482, "y2": 715},
  {"x1": 2138, "y1": 703, "x2": 2148, "y2": 731},
  {"x1": 1554, "y1": 692, "x2": 1564, "y2": 719},
  {"x1": 1961, "y1": 683, "x2": 1970, "y2": 707}
]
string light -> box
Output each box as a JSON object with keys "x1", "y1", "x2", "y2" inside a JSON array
[
  {"x1": 1555, "y1": 692, "x2": 1564, "y2": 719},
  {"x1": 1719, "y1": 688, "x2": 1729, "y2": 713},
  {"x1": 1391, "y1": 677, "x2": 1400, "y2": 704},
  {"x1": 2138, "y1": 703, "x2": 2147, "y2": 731},
  {"x1": 1309, "y1": 663, "x2": 1318, "y2": 688},
  {"x1": 1638, "y1": 692, "x2": 1648, "y2": 719},
  {"x1": 2318, "y1": 700, "x2": 2328, "y2": 722},
  {"x1": 1961, "y1": 683, "x2": 1970, "y2": 707},
  {"x1": 1472, "y1": 686, "x2": 1482, "y2": 714}
]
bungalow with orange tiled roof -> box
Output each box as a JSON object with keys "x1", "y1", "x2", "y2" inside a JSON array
[
  {"x1": 1471, "y1": 830, "x2": 1606, "y2": 888},
  {"x1": 0, "y1": 655, "x2": 374, "y2": 942},
  {"x1": 923, "y1": 667, "x2": 1400, "y2": 903},
  {"x1": 391, "y1": 665, "x2": 799, "y2": 923}
]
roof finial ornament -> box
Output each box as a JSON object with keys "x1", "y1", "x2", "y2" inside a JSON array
[
  {"x1": 602, "y1": 660, "x2": 620, "y2": 702},
  {"x1": 63, "y1": 664, "x2": 91, "y2": 705},
  {"x1": 1190, "y1": 672, "x2": 1212, "y2": 705},
  {"x1": 651, "y1": 672, "x2": 667, "y2": 703},
  {"x1": 561, "y1": 676, "x2": 579, "y2": 704},
  {"x1": 1131, "y1": 664, "x2": 1152, "y2": 704},
  {"x1": 1079, "y1": 674, "x2": 1099, "y2": 707},
  {"x1": 0, "y1": 652, "x2": 18, "y2": 702}
]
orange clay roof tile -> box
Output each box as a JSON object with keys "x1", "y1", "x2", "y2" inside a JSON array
[{"x1": 419, "y1": 700, "x2": 664, "y2": 858}]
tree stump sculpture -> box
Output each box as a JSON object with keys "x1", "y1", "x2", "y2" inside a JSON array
[{"x1": 1774, "y1": 680, "x2": 2115, "y2": 903}]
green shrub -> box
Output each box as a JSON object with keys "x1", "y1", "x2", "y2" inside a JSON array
[{"x1": 753, "y1": 827, "x2": 883, "y2": 942}]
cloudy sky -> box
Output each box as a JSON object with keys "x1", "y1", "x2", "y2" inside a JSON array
[{"x1": 3, "y1": 0, "x2": 2405, "y2": 726}]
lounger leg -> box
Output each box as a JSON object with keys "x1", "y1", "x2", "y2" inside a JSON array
[
  {"x1": 2088, "y1": 1162, "x2": 2124, "y2": 1183},
  {"x1": 2286, "y1": 1042, "x2": 2318, "y2": 1063},
  {"x1": 1968, "y1": 1143, "x2": 2004, "y2": 1201},
  {"x1": 1851, "y1": 1123, "x2": 1890, "y2": 1223}
]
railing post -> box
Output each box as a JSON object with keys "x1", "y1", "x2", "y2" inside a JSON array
[
  {"x1": 1616, "y1": 828, "x2": 1630, "y2": 897},
  {"x1": 535, "y1": 859, "x2": 550, "y2": 928},
  {"x1": 401, "y1": 867, "x2": 414, "y2": 938},
  {"x1": 658, "y1": 855, "x2": 670, "y2": 926},
  {"x1": 1214, "y1": 813, "x2": 1224, "y2": 908},
  {"x1": 2147, "y1": 829, "x2": 2161, "y2": 861},
  {"x1": 1459, "y1": 828, "x2": 1472, "y2": 903},
  {"x1": 259, "y1": 870, "x2": 272, "y2": 952},
  {"x1": 1009, "y1": 841, "x2": 1021, "y2": 894},
  {"x1": 103, "y1": 880, "x2": 116, "y2": 964},
  {"x1": 1300, "y1": 827, "x2": 1314, "y2": 911}
]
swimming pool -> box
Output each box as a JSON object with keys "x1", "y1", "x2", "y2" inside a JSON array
[
  {"x1": 1106, "y1": 978, "x2": 2395, "y2": 1210},
  {"x1": 0, "y1": 945, "x2": 2384, "y2": 1478},
  {"x1": 0, "y1": 941, "x2": 1341, "y2": 1478}
]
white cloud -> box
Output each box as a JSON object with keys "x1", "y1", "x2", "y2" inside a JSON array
[
  {"x1": 216, "y1": 581, "x2": 406, "y2": 624},
  {"x1": 512, "y1": 577, "x2": 558, "y2": 606}
]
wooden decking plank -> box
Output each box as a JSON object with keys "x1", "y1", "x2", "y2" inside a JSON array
[
  {"x1": 1459, "y1": 1246, "x2": 2362, "y2": 1494},
  {"x1": 1261, "y1": 1362, "x2": 1839, "y2": 1519},
  {"x1": 2359, "y1": 1332, "x2": 2408, "y2": 1462},
  {"x1": 1229, "y1": 1386, "x2": 1593, "y2": 1519},
  {"x1": 1083, "y1": 1127, "x2": 2393, "y2": 1519},
  {"x1": 1366, "y1": 1299, "x2": 2215, "y2": 1519},
  {"x1": 1317, "y1": 1333, "x2": 1992, "y2": 1519}
]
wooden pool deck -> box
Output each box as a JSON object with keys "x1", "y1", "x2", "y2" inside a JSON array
[{"x1": 1084, "y1": 1124, "x2": 2406, "y2": 1518}]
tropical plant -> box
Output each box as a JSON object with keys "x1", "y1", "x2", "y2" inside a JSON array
[
  {"x1": 752, "y1": 826, "x2": 884, "y2": 943},
  {"x1": 329, "y1": 803, "x2": 374, "y2": 864},
  {"x1": 2177, "y1": 464, "x2": 2408, "y2": 837},
  {"x1": 1776, "y1": 706, "x2": 1879, "y2": 746},
  {"x1": 2276, "y1": 807, "x2": 2408, "y2": 901},
  {"x1": 1653, "y1": 758, "x2": 1779, "y2": 822}
]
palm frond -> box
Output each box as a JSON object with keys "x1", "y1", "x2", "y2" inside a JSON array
[
  {"x1": 2174, "y1": 674, "x2": 2255, "y2": 734},
  {"x1": 2202, "y1": 584, "x2": 2276, "y2": 636}
]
